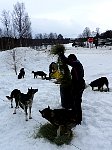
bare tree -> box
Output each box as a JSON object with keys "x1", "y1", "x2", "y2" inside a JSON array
[
  {"x1": 6, "y1": 49, "x2": 18, "y2": 75},
  {"x1": 35, "y1": 33, "x2": 43, "y2": 39},
  {"x1": 96, "y1": 28, "x2": 100, "y2": 35},
  {"x1": 1, "y1": 10, "x2": 11, "y2": 37},
  {"x1": 82, "y1": 27, "x2": 91, "y2": 48},
  {"x1": 12, "y1": 2, "x2": 32, "y2": 46},
  {"x1": 0, "y1": 28, "x2": 2, "y2": 35},
  {"x1": 57, "y1": 34, "x2": 63, "y2": 39},
  {"x1": 12, "y1": 49, "x2": 18, "y2": 75},
  {"x1": 78, "y1": 34, "x2": 83, "y2": 38},
  {"x1": 0, "y1": 28, "x2": 3, "y2": 50},
  {"x1": 95, "y1": 27, "x2": 100, "y2": 38},
  {"x1": 21, "y1": 13, "x2": 32, "y2": 38},
  {"x1": 48, "y1": 32, "x2": 57, "y2": 39},
  {"x1": 6, "y1": 48, "x2": 26, "y2": 75},
  {"x1": 43, "y1": 33, "x2": 48, "y2": 39},
  {"x1": 82, "y1": 27, "x2": 91, "y2": 38},
  {"x1": 1, "y1": 10, "x2": 13, "y2": 49},
  {"x1": 53, "y1": 33, "x2": 58, "y2": 39}
]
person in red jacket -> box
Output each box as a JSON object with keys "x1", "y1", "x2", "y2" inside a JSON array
[{"x1": 59, "y1": 53, "x2": 85, "y2": 125}]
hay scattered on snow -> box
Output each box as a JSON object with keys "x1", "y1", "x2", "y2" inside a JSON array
[{"x1": 34, "y1": 123, "x2": 74, "y2": 146}]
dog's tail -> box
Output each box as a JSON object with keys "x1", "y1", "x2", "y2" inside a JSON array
[
  {"x1": 6, "y1": 95, "x2": 13, "y2": 108},
  {"x1": 6, "y1": 96, "x2": 12, "y2": 100}
]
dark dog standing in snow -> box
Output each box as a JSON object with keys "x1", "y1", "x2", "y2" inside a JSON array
[
  {"x1": 18, "y1": 68, "x2": 25, "y2": 79},
  {"x1": 39, "y1": 106, "x2": 77, "y2": 137},
  {"x1": 6, "y1": 87, "x2": 38, "y2": 121},
  {"x1": 89, "y1": 77, "x2": 109, "y2": 91},
  {"x1": 6, "y1": 89, "x2": 21, "y2": 108},
  {"x1": 32, "y1": 71, "x2": 47, "y2": 79}
]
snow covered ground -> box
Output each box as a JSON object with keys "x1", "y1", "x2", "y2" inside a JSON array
[{"x1": 0, "y1": 44, "x2": 112, "y2": 150}]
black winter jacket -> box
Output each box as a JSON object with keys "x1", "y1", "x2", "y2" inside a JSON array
[{"x1": 60, "y1": 54, "x2": 85, "y2": 88}]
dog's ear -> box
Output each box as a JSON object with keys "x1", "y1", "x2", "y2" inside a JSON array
[
  {"x1": 48, "y1": 105, "x2": 50, "y2": 109},
  {"x1": 39, "y1": 110, "x2": 42, "y2": 114},
  {"x1": 28, "y1": 87, "x2": 32, "y2": 90}
]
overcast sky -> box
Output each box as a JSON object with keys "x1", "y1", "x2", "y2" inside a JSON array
[{"x1": 0, "y1": 0, "x2": 112, "y2": 38}]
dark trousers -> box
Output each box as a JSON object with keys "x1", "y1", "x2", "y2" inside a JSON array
[
  {"x1": 60, "y1": 79, "x2": 85, "y2": 124},
  {"x1": 72, "y1": 89, "x2": 84, "y2": 124},
  {"x1": 60, "y1": 84, "x2": 73, "y2": 109}
]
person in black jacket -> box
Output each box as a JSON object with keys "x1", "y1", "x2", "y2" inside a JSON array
[{"x1": 59, "y1": 53, "x2": 85, "y2": 125}]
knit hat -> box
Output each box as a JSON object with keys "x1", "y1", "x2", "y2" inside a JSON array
[{"x1": 68, "y1": 54, "x2": 77, "y2": 61}]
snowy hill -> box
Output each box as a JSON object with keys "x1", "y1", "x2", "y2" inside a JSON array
[{"x1": 0, "y1": 45, "x2": 112, "y2": 150}]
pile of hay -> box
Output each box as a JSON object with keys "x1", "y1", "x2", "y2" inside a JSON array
[
  {"x1": 50, "y1": 44, "x2": 66, "y2": 56},
  {"x1": 50, "y1": 44, "x2": 71, "y2": 85},
  {"x1": 34, "y1": 123, "x2": 74, "y2": 146}
]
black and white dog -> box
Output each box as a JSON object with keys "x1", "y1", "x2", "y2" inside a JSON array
[
  {"x1": 89, "y1": 77, "x2": 109, "y2": 91},
  {"x1": 39, "y1": 106, "x2": 76, "y2": 137},
  {"x1": 32, "y1": 71, "x2": 47, "y2": 79},
  {"x1": 6, "y1": 87, "x2": 38, "y2": 121},
  {"x1": 18, "y1": 68, "x2": 25, "y2": 79}
]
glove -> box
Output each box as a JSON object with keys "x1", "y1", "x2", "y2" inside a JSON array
[{"x1": 58, "y1": 51, "x2": 64, "y2": 57}]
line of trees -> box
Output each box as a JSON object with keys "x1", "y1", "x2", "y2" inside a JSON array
[
  {"x1": 73, "y1": 27, "x2": 112, "y2": 47},
  {"x1": 77, "y1": 27, "x2": 112, "y2": 41},
  {"x1": 1, "y1": 2, "x2": 112, "y2": 50}
]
